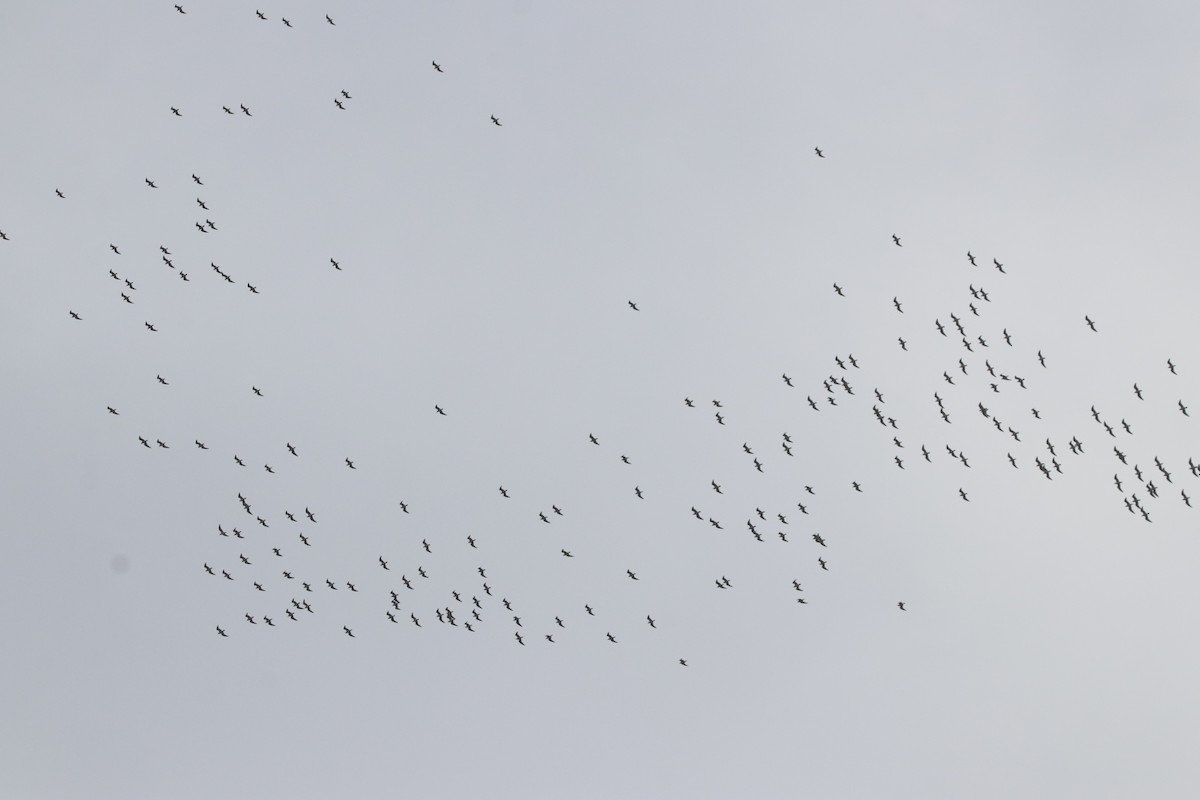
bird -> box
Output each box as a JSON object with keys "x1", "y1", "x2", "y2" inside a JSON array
[
  {"x1": 174, "y1": 4, "x2": 185, "y2": 12},
  {"x1": 330, "y1": 258, "x2": 341, "y2": 270},
  {"x1": 628, "y1": 300, "x2": 639, "y2": 310},
  {"x1": 589, "y1": 433, "x2": 599, "y2": 445},
  {"x1": 967, "y1": 251, "x2": 977, "y2": 266},
  {"x1": 433, "y1": 61, "x2": 443, "y2": 72},
  {"x1": 812, "y1": 533, "x2": 826, "y2": 546},
  {"x1": 606, "y1": 633, "x2": 618, "y2": 643},
  {"x1": 711, "y1": 481, "x2": 723, "y2": 494},
  {"x1": 170, "y1": 107, "x2": 182, "y2": 116},
  {"x1": 959, "y1": 488, "x2": 969, "y2": 501},
  {"x1": 499, "y1": 486, "x2": 509, "y2": 498},
  {"x1": 1085, "y1": 316, "x2": 1097, "y2": 332},
  {"x1": 240, "y1": 104, "x2": 251, "y2": 116},
  {"x1": 216, "y1": 626, "x2": 227, "y2": 636},
  {"x1": 897, "y1": 602, "x2": 907, "y2": 611},
  {"x1": 435, "y1": 405, "x2": 446, "y2": 415},
  {"x1": 814, "y1": 147, "x2": 825, "y2": 157},
  {"x1": 892, "y1": 234, "x2": 902, "y2": 246},
  {"x1": 326, "y1": 14, "x2": 335, "y2": 24},
  {"x1": 334, "y1": 99, "x2": 345, "y2": 109},
  {"x1": 379, "y1": 557, "x2": 389, "y2": 570},
  {"x1": 491, "y1": 115, "x2": 502, "y2": 126},
  {"x1": 626, "y1": 570, "x2": 639, "y2": 581},
  {"x1": 69, "y1": 311, "x2": 82, "y2": 320},
  {"x1": 282, "y1": 18, "x2": 292, "y2": 27},
  {"x1": 892, "y1": 297, "x2": 903, "y2": 313},
  {"x1": 256, "y1": 10, "x2": 267, "y2": 19},
  {"x1": 833, "y1": 283, "x2": 845, "y2": 297},
  {"x1": 782, "y1": 374, "x2": 793, "y2": 387},
  {"x1": 1181, "y1": 401, "x2": 1190, "y2": 416},
  {"x1": 1168, "y1": 359, "x2": 1177, "y2": 374},
  {"x1": 345, "y1": 458, "x2": 357, "y2": 469}
]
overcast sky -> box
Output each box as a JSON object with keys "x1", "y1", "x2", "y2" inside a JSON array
[{"x1": 3, "y1": 1, "x2": 1200, "y2": 798}]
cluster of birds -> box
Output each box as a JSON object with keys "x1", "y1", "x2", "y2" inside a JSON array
[{"x1": 14, "y1": 5, "x2": 1197, "y2": 670}]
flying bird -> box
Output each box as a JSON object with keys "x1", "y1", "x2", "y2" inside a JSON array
[
  {"x1": 491, "y1": 115, "x2": 502, "y2": 126},
  {"x1": 433, "y1": 61, "x2": 443, "y2": 72}
]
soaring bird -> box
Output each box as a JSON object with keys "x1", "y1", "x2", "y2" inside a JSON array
[
  {"x1": 256, "y1": 10, "x2": 267, "y2": 19},
  {"x1": 589, "y1": 433, "x2": 599, "y2": 445},
  {"x1": 435, "y1": 405, "x2": 446, "y2": 415},
  {"x1": 171, "y1": 107, "x2": 182, "y2": 116},
  {"x1": 433, "y1": 61, "x2": 443, "y2": 72},
  {"x1": 897, "y1": 602, "x2": 907, "y2": 611},
  {"x1": 967, "y1": 251, "x2": 976, "y2": 266},
  {"x1": 282, "y1": 17, "x2": 292, "y2": 27},
  {"x1": 892, "y1": 234, "x2": 902, "y2": 246},
  {"x1": 959, "y1": 488, "x2": 969, "y2": 501},
  {"x1": 326, "y1": 14, "x2": 335, "y2": 24},
  {"x1": 175, "y1": 4, "x2": 185, "y2": 12},
  {"x1": 216, "y1": 627, "x2": 227, "y2": 636},
  {"x1": 1085, "y1": 316, "x2": 1097, "y2": 332},
  {"x1": 345, "y1": 458, "x2": 356, "y2": 469},
  {"x1": 491, "y1": 115, "x2": 502, "y2": 126},
  {"x1": 334, "y1": 99, "x2": 345, "y2": 109},
  {"x1": 626, "y1": 570, "x2": 639, "y2": 580},
  {"x1": 628, "y1": 300, "x2": 639, "y2": 310},
  {"x1": 833, "y1": 283, "x2": 845, "y2": 296},
  {"x1": 1168, "y1": 359, "x2": 1177, "y2": 374}
]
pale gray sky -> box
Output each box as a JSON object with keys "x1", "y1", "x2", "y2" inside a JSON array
[{"x1": 3, "y1": 2, "x2": 1200, "y2": 798}]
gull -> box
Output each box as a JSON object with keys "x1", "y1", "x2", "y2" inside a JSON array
[
  {"x1": 589, "y1": 433, "x2": 599, "y2": 445},
  {"x1": 967, "y1": 251, "x2": 976, "y2": 266},
  {"x1": 1181, "y1": 401, "x2": 1190, "y2": 416},
  {"x1": 1168, "y1": 359, "x2": 1177, "y2": 374},
  {"x1": 711, "y1": 481, "x2": 723, "y2": 494},
  {"x1": 110, "y1": 244, "x2": 120, "y2": 254},
  {"x1": 893, "y1": 297, "x2": 903, "y2": 313},
  {"x1": 782, "y1": 374, "x2": 793, "y2": 387},
  {"x1": 247, "y1": 284, "x2": 259, "y2": 294},
  {"x1": 814, "y1": 147, "x2": 824, "y2": 157},
  {"x1": 435, "y1": 405, "x2": 446, "y2": 415},
  {"x1": 256, "y1": 10, "x2": 266, "y2": 19},
  {"x1": 1134, "y1": 384, "x2": 1143, "y2": 400},
  {"x1": 399, "y1": 501, "x2": 409, "y2": 513},
  {"x1": 833, "y1": 283, "x2": 844, "y2": 296},
  {"x1": 282, "y1": 18, "x2": 292, "y2": 27},
  {"x1": 345, "y1": 458, "x2": 356, "y2": 469},
  {"x1": 819, "y1": 557, "x2": 828, "y2": 570},
  {"x1": 216, "y1": 627, "x2": 227, "y2": 637},
  {"x1": 234, "y1": 455, "x2": 245, "y2": 466},
  {"x1": 171, "y1": 107, "x2": 182, "y2": 116},
  {"x1": 1003, "y1": 328, "x2": 1012, "y2": 346},
  {"x1": 240, "y1": 104, "x2": 251, "y2": 116},
  {"x1": 812, "y1": 533, "x2": 827, "y2": 546},
  {"x1": 145, "y1": 179, "x2": 157, "y2": 188},
  {"x1": 379, "y1": 557, "x2": 389, "y2": 570},
  {"x1": 69, "y1": 311, "x2": 81, "y2": 320},
  {"x1": 628, "y1": 300, "x2": 639, "y2": 310},
  {"x1": 897, "y1": 602, "x2": 906, "y2": 611},
  {"x1": 499, "y1": 486, "x2": 509, "y2": 497},
  {"x1": 433, "y1": 61, "x2": 443, "y2": 72},
  {"x1": 634, "y1": 486, "x2": 644, "y2": 499},
  {"x1": 621, "y1": 455, "x2": 630, "y2": 464},
  {"x1": 334, "y1": 99, "x2": 344, "y2": 109},
  {"x1": 326, "y1": 15, "x2": 335, "y2": 24},
  {"x1": 1085, "y1": 316, "x2": 1097, "y2": 332},
  {"x1": 196, "y1": 198, "x2": 207, "y2": 209},
  {"x1": 491, "y1": 115, "x2": 502, "y2": 126},
  {"x1": 959, "y1": 488, "x2": 969, "y2": 501},
  {"x1": 715, "y1": 413, "x2": 725, "y2": 424},
  {"x1": 1037, "y1": 351, "x2": 1046, "y2": 367},
  {"x1": 685, "y1": 398, "x2": 694, "y2": 407},
  {"x1": 175, "y1": 4, "x2": 185, "y2": 12},
  {"x1": 626, "y1": 570, "x2": 639, "y2": 580},
  {"x1": 606, "y1": 633, "x2": 618, "y2": 643},
  {"x1": 892, "y1": 234, "x2": 902, "y2": 246},
  {"x1": 994, "y1": 258, "x2": 1005, "y2": 273},
  {"x1": 252, "y1": 386, "x2": 263, "y2": 396}
]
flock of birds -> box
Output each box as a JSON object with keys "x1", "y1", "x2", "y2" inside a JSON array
[{"x1": 13, "y1": 6, "x2": 1197, "y2": 670}]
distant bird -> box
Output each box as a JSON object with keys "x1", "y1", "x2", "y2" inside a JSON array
[
  {"x1": 959, "y1": 488, "x2": 969, "y2": 501},
  {"x1": 814, "y1": 147, "x2": 824, "y2": 157},
  {"x1": 326, "y1": 14, "x2": 335, "y2": 24},
  {"x1": 628, "y1": 301, "x2": 639, "y2": 310},
  {"x1": 589, "y1": 433, "x2": 599, "y2": 445},
  {"x1": 711, "y1": 481, "x2": 723, "y2": 494},
  {"x1": 433, "y1": 61, "x2": 443, "y2": 72},
  {"x1": 69, "y1": 311, "x2": 82, "y2": 320},
  {"x1": 247, "y1": 284, "x2": 259, "y2": 293},
  {"x1": 345, "y1": 458, "x2": 356, "y2": 468},
  {"x1": 892, "y1": 234, "x2": 902, "y2": 247},
  {"x1": 256, "y1": 10, "x2": 266, "y2": 19},
  {"x1": 334, "y1": 99, "x2": 345, "y2": 109},
  {"x1": 330, "y1": 258, "x2": 340, "y2": 270},
  {"x1": 171, "y1": 107, "x2": 182, "y2": 116},
  {"x1": 174, "y1": 4, "x2": 185, "y2": 12},
  {"x1": 892, "y1": 297, "x2": 903, "y2": 313},
  {"x1": 1134, "y1": 384, "x2": 1143, "y2": 400},
  {"x1": 491, "y1": 115, "x2": 502, "y2": 126},
  {"x1": 499, "y1": 486, "x2": 509, "y2": 497},
  {"x1": 1181, "y1": 401, "x2": 1190, "y2": 417},
  {"x1": 833, "y1": 283, "x2": 845, "y2": 296},
  {"x1": 1168, "y1": 359, "x2": 1177, "y2": 375},
  {"x1": 282, "y1": 18, "x2": 292, "y2": 27},
  {"x1": 782, "y1": 374, "x2": 793, "y2": 387},
  {"x1": 1085, "y1": 316, "x2": 1097, "y2": 332},
  {"x1": 812, "y1": 533, "x2": 826, "y2": 547},
  {"x1": 897, "y1": 602, "x2": 906, "y2": 611},
  {"x1": 967, "y1": 251, "x2": 976, "y2": 266},
  {"x1": 606, "y1": 633, "x2": 617, "y2": 643},
  {"x1": 626, "y1": 570, "x2": 639, "y2": 580},
  {"x1": 435, "y1": 405, "x2": 446, "y2": 415},
  {"x1": 252, "y1": 386, "x2": 263, "y2": 396}
]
